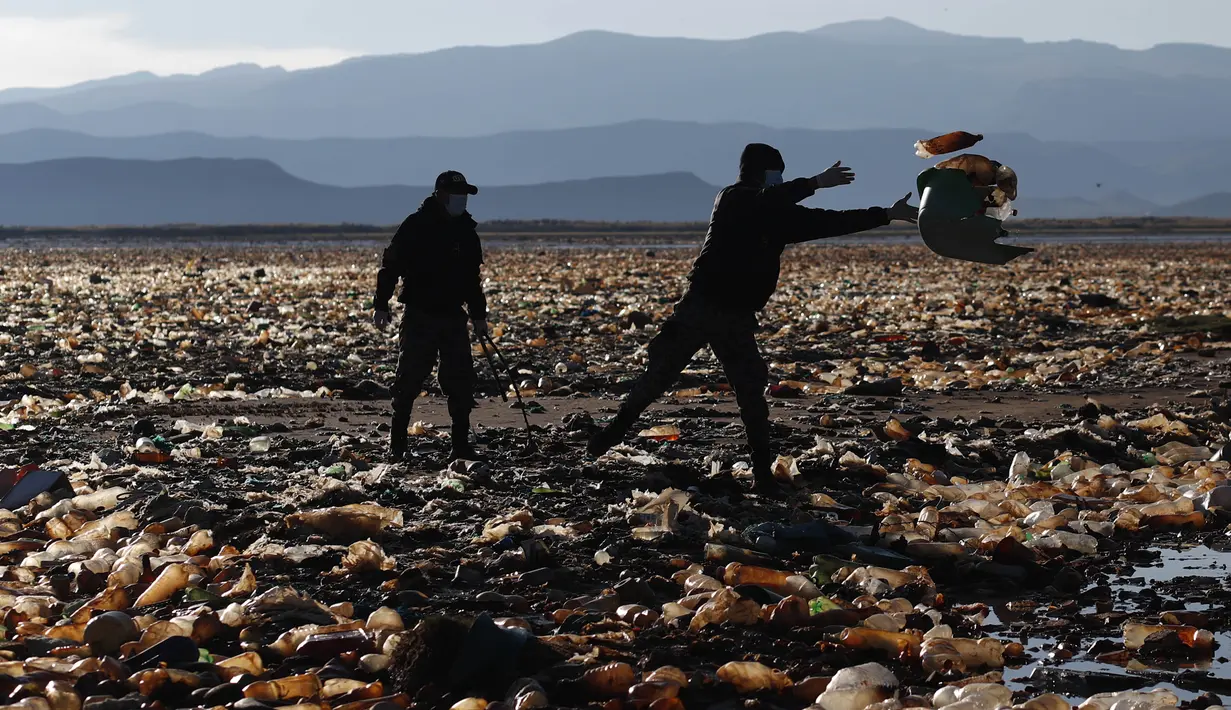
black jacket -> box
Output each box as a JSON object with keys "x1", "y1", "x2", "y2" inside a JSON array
[
  {"x1": 374, "y1": 197, "x2": 487, "y2": 321},
  {"x1": 684, "y1": 177, "x2": 889, "y2": 313}
]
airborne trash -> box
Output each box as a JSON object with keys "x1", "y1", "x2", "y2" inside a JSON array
[
  {"x1": 916, "y1": 149, "x2": 1033, "y2": 265},
  {"x1": 915, "y1": 130, "x2": 984, "y2": 158}
]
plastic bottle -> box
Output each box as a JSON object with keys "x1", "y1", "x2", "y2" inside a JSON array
[
  {"x1": 296, "y1": 629, "x2": 376, "y2": 660},
  {"x1": 704, "y1": 543, "x2": 775, "y2": 566},
  {"x1": 134, "y1": 563, "x2": 192, "y2": 607},
  {"x1": 915, "y1": 131, "x2": 984, "y2": 159},
  {"x1": 580, "y1": 662, "x2": 636, "y2": 698},
  {"x1": 71, "y1": 487, "x2": 127, "y2": 512},
  {"x1": 1077, "y1": 689, "x2": 1179, "y2": 710},
  {"x1": 814, "y1": 663, "x2": 899, "y2": 710},
  {"x1": 716, "y1": 661, "x2": 792, "y2": 694},
  {"x1": 683, "y1": 573, "x2": 724, "y2": 594},
  {"x1": 216, "y1": 651, "x2": 264, "y2": 679},
  {"x1": 935, "y1": 154, "x2": 1000, "y2": 188},
  {"x1": 723, "y1": 563, "x2": 821, "y2": 599},
  {"x1": 284, "y1": 504, "x2": 404, "y2": 539},
  {"x1": 838, "y1": 627, "x2": 923, "y2": 659},
  {"x1": 1153, "y1": 442, "x2": 1213, "y2": 465},
  {"x1": 1123, "y1": 622, "x2": 1214, "y2": 651},
  {"x1": 1015, "y1": 694, "x2": 1073, "y2": 710},
  {"x1": 243, "y1": 673, "x2": 323, "y2": 702},
  {"x1": 644, "y1": 667, "x2": 688, "y2": 688},
  {"x1": 45, "y1": 681, "x2": 82, "y2": 710},
  {"x1": 921, "y1": 637, "x2": 1005, "y2": 672},
  {"x1": 1008, "y1": 452, "x2": 1031, "y2": 483},
  {"x1": 628, "y1": 681, "x2": 681, "y2": 708},
  {"x1": 689, "y1": 588, "x2": 761, "y2": 631}
]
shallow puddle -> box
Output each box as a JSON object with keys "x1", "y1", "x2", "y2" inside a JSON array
[{"x1": 994, "y1": 545, "x2": 1231, "y2": 701}]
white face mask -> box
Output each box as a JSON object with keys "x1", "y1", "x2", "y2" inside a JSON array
[
  {"x1": 763, "y1": 170, "x2": 784, "y2": 187},
  {"x1": 444, "y1": 194, "x2": 468, "y2": 216}
]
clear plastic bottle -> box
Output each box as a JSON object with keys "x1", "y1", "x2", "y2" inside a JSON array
[
  {"x1": 1077, "y1": 689, "x2": 1179, "y2": 710},
  {"x1": 814, "y1": 662, "x2": 899, "y2": 710},
  {"x1": 716, "y1": 661, "x2": 792, "y2": 694},
  {"x1": 1008, "y1": 452, "x2": 1031, "y2": 484}
]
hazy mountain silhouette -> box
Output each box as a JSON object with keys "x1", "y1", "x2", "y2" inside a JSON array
[
  {"x1": 1, "y1": 21, "x2": 1230, "y2": 141},
  {"x1": 2, "y1": 157, "x2": 1226, "y2": 227},
  {"x1": 1161, "y1": 193, "x2": 1231, "y2": 218},
  {"x1": 0, "y1": 121, "x2": 1202, "y2": 208},
  {"x1": 0, "y1": 158, "x2": 719, "y2": 226}
]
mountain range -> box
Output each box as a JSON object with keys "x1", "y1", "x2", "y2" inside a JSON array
[
  {"x1": 2, "y1": 19, "x2": 1231, "y2": 142},
  {"x1": 0, "y1": 158, "x2": 720, "y2": 225},
  {"x1": 1, "y1": 157, "x2": 1227, "y2": 227},
  {"x1": 1, "y1": 121, "x2": 1226, "y2": 210},
  {"x1": 2, "y1": 19, "x2": 1231, "y2": 226}
]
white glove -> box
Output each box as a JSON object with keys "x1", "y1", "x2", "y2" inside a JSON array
[
  {"x1": 887, "y1": 192, "x2": 919, "y2": 223},
  {"x1": 812, "y1": 161, "x2": 856, "y2": 189},
  {"x1": 372, "y1": 309, "x2": 393, "y2": 329}
]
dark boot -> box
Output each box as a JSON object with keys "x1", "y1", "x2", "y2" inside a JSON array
[
  {"x1": 750, "y1": 447, "x2": 786, "y2": 496},
  {"x1": 586, "y1": 410, "x2": 638, "y2": 458},
  {"x1": 449, "y1": 407, "x2": 483, "y2": 462},
  {"x1": 389, "y1": 414, "x2": 410, "y2": 461}
]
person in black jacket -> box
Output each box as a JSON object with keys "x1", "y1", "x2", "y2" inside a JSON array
[
  {"x1": 373, "y1": 170, "x2": 488, "y2": 461},
  {"x1": 587, "y1": 143, "x2": 918, "y2": 493}
]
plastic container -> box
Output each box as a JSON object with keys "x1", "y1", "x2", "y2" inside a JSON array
[
  {"x1": 243, "y1": 673, "x2": 323, "y2": 702},
  {"x1": 915, "y1": 131, "x2": 984, "y2": 159},
  {"x1": 134, "y1": 563, "x2": 192, "y2": 607},
  {"x1": 814, "y1": 662, "x2": 899, "y2": 710},
  {"x1": 716, "y1": 661, "x2": 792, "y2": 693},
  {"x1": 1123, "y1": 622, "x2": 1214, "y2": 651},
  {"x1": 723, "y1": 563, "x2": 821, "y2": 599},
  {"x1": 580, "y1": 662, "x2": 636, "y2": 697},
  {"x1": 838, "y1": 627, "x2": 923, "y2": 659},
  {"x1": 921, "y1": 637, "x2": 1005, "y2": 673}
]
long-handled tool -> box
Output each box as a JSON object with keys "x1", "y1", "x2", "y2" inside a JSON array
[
  {"x1": 476, "y1": 333, "x2": 509, "y2": 403},
  {"x1": 481, "y1": 332, "x2": 536, "y2": 448},
  {"x1": 477, "y1": 331, "x2": 537, "y2": 451}
]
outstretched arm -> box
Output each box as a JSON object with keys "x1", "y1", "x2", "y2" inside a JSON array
[{"x1": 779, "y1": 193, "x2": 918, "y2": 245}]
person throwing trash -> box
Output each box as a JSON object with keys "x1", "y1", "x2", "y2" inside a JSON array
[
  {"x1": 373, "y1": 170, "x2": 488, "y2": 462},
  {"x1": 587, "y1": 143, "x2": 918, "y2": 493}
]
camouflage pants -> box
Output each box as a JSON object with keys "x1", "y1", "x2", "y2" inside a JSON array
[
  {"x1": 614, "y1": 296, "x2": 772, "y2": 458},
  {"x1": 391, "y1": 309, "x2": 475, "y2": 422}
]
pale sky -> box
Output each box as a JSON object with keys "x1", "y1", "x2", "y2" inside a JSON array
[{"x1": 1, "y1": 0, "x2": 1228, "y2": 90}]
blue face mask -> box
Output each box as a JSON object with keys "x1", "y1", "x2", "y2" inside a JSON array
[
  {"x1": 444, "y1": 194, "x2": 468, "y2": 216},
  {"x1": 763, "y1": 170, "x2": 784, "y2": 187}
]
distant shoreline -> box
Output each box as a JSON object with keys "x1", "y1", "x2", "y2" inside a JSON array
[{"x1": 4, "y1": 217, "x2": 1231, "y2": 245}]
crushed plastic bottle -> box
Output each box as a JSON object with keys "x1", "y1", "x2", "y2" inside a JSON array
[{"x1": 915, "y1": 131, "x2": 984, "y2": 159}]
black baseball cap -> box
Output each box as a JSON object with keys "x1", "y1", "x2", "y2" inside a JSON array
[{"x1": 435, "y1": 170, "x2": 479, "y2": 195}]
